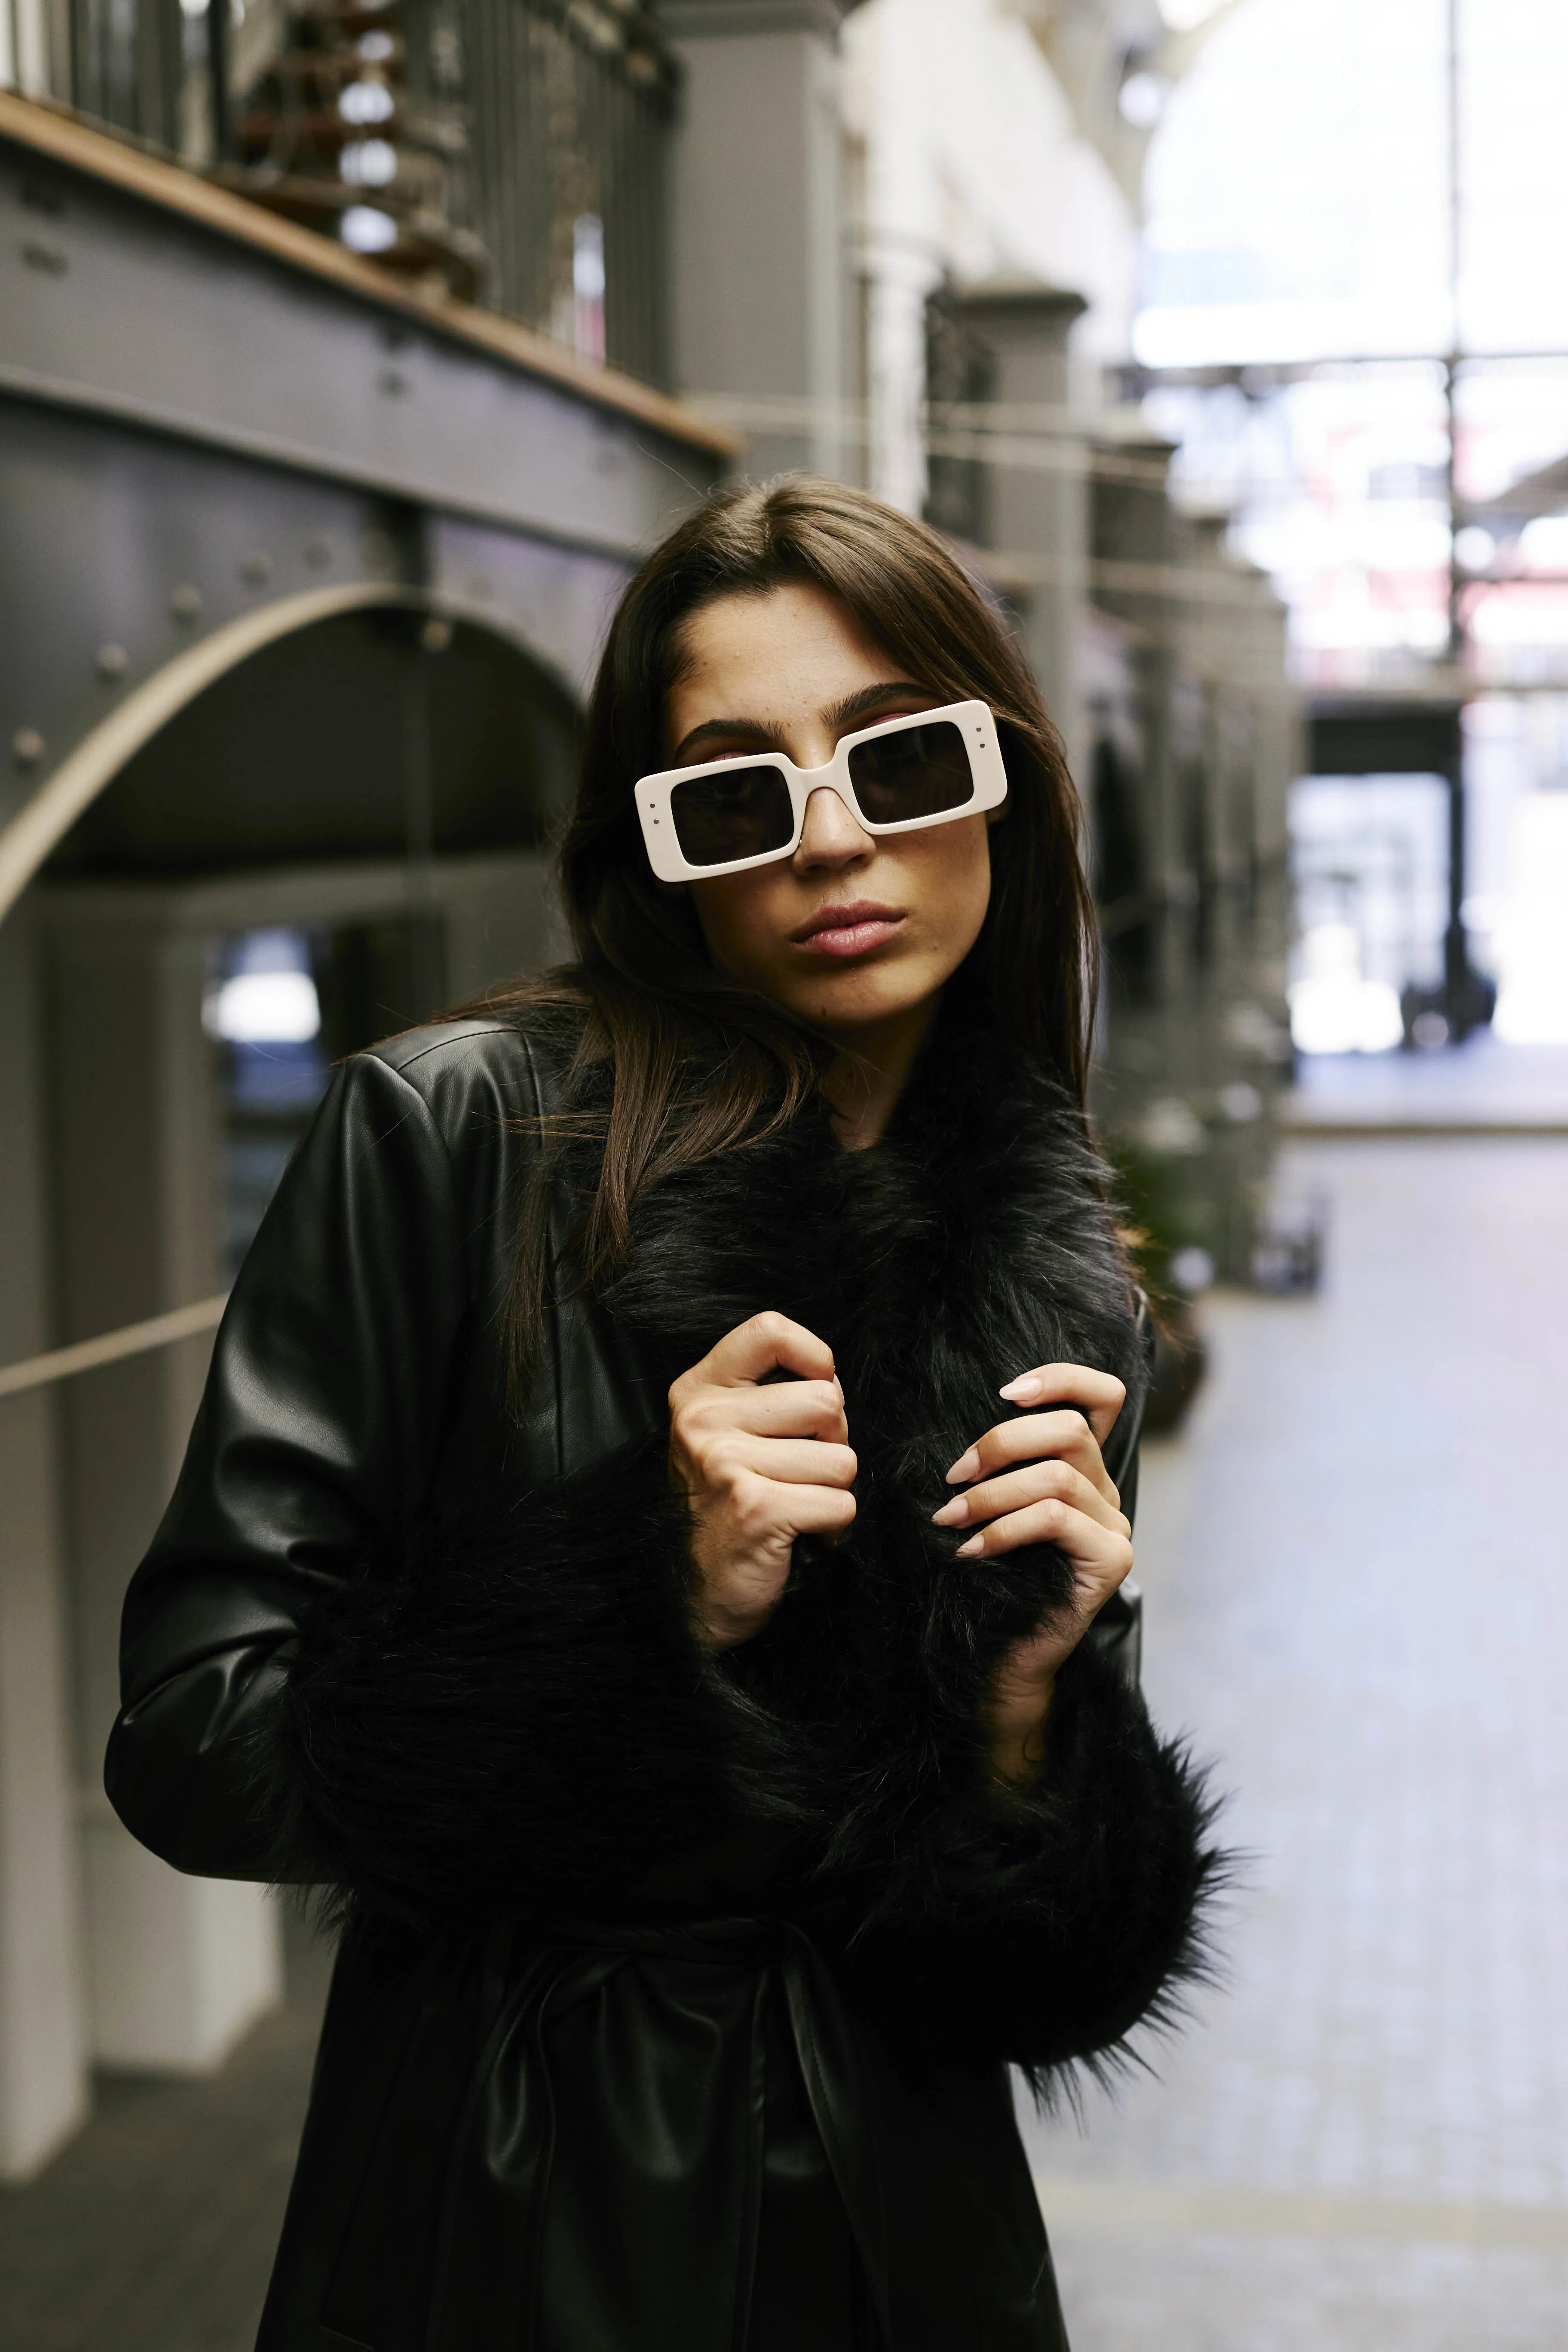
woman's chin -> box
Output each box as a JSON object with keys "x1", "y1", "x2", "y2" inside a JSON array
[{"x1": 777, "y1": 964, "x2": 944, "y2": 1038}]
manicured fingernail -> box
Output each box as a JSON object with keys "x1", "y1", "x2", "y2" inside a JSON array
[
  {"x1": 931, "y1": 1497, "x2": 968, "y2": 1527},
  {"x1": 955, "y1": 1534, "x2": 984, "y2": 1557},
  {"x1": 945, "y1": 1449, "x2": 980, "y2": 1484},
  {"x1": 999, "y1": 1375, "x2": 1042, "y2": 1403}
]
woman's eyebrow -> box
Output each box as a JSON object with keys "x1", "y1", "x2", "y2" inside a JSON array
[
  {"x1": 670, "y1": 682, "x2": 934, "y2": 765},
  {"x1": 670, "y1": 716, "x2": 783, "y2": 761},
  {"x1": 823, "y1": 681, "x2": 935, "y2": 728}
]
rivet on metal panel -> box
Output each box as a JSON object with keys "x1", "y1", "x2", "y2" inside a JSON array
[
  {"x1": 421, "y1": 618, "x2": 453, "y2": 655},
  {"x1": 96, "y1": 644, "x2": 129, "y2": 680},
  {"x1": 12, "y1": 728, "x2": 46, "y2": 766},
  {"x1": 379, "y1": 369, "x2": 409, "y2": 397},
  {"x1": 303, "y1": 537, "x2": 333, "y2": 569},
  {"x1": 20, "y1": 178, "x2": 66, "y2": 217},
  {"x1": 241, "y1": 551, "x2": 273, "y2": 586},
  {"x1": 170, "y1": 584, "x2": 204, "y2": 622}
]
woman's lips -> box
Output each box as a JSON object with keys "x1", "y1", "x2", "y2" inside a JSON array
[{"x1": 790, "y1": 903, "x2": 906, "y2": 959}]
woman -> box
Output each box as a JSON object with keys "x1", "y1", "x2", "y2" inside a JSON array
[{"x1": 107, "y1": 478, "x2": 1217, "y2": 2352}]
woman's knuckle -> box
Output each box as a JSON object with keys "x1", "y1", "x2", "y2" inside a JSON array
[{"x1": 732, "y1": 1473, "x2": 771, "y2": 1529}]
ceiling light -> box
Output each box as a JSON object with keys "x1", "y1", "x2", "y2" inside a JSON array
[
  {"x1": 339, "y1": 79, "x2": 394, "y2": 126},
  {"x1": 340, "y1": 138, "x2": 398, "y2": 189},
  {"x1": 1119, "y1": 72, "x2": 1169, "y2": 129},
  {"x1": 341, "y1": 205, "x2": 399, "y2": 254},
  {"x1": 203, "y1": 971, "x2": 321, "y2": 1046}
]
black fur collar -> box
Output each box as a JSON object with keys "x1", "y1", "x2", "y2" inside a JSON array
[{"x1": 598, "y1": 1009, "x2": 1147, "y2": 1888}]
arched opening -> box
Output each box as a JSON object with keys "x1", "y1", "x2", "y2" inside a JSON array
[
  {"x1": 39, "y1": 600, "x2": 581, "y2": 1266},
  {"x1": 8, "y1": 597, "x2": 583, "y2": 2090},
  {"x1": 42, "y1": 606, "x2": 579, "y2": 882}
]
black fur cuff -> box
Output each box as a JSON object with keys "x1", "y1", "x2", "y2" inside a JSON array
[{"x1": 836, "y1": 1641, "x2": 1224, "y2": 2086}]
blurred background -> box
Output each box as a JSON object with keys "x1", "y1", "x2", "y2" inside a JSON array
[{"x1": 1, "y1": 0, "x2": 1565, "y2": 2344}]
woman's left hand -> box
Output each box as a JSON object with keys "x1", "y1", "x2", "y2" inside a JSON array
[{"x1": 931, "y1": 1362, "x2": 1133, "y2": 1785}]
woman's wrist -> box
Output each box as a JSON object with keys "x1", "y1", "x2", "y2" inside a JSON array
[{"x1": 987, "y1": 1670, "x2": 1057, "y2": 1785}]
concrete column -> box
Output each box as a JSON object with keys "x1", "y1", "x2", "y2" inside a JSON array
[
  {"x1": 952, "y1": 281, "x2": 1090, "y2": 775},
  {"x1": 1092, "y1": 425, "x2": 1187, "y2": 1002},
  {"x1": 43, "y1": 885, "x2": 282, "y2": 2074},
  {"x1": 660, "y1": 0, "x2": 861, "y2": 478},
  {"x1": 0, "y1": 898, "x2": 90, "y2": 2179}
]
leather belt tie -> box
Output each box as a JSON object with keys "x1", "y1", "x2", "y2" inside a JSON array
[{"x1": 423, "y1": 1917, "x2": 1062, "y2": 2352}]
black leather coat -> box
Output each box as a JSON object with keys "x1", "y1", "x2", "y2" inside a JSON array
[{"x1": 107, "y1": 1008, "x2": 1216, "y2": 2352}]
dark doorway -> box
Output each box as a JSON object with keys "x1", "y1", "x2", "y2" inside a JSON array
[{"x1": 45, "y1": 609, "x2": 580, "y2": 880}]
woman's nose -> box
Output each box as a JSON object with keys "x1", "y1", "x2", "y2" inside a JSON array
[{"x1": 795, "y1": 784, "x2": 872, "y2": 869}]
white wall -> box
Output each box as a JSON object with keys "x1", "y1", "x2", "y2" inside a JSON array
[
  {"x1": 0, "y1": 903, "x2": 89, "y2": 2180},
  {"x1": 45, "y1": 890, "x2": 285, "y2": 2077},
  {"x1": 843, "y1": 0, "x2": 1140, "y2": 512}
]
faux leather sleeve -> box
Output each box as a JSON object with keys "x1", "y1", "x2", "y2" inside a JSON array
[{"x1": 104, "y1": 1050, "x2": 473, "y2": 1882}]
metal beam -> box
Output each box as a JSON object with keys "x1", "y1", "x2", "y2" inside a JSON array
[
  {"x1": 0, "y1": 136, "x2": 720, "y2": 557},
  {"x1": 0, "y1": 406, "x2": 633, "y2": 921},
  {"x1": 0, "y1": 581, "x2": 417, "y2": 925},
  {"x1": 0, "y1": 92, "x2": 739, "y2": 466}
]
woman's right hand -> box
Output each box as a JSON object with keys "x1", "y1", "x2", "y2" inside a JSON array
[{"x1": 668, "y1": 1313, "x2": 856, "y2": 1650}]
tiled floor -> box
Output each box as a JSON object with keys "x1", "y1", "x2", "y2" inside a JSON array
[
  {"x1": 1285, "y1": 1036, "x2": 1568, "y2": 1131},
  {"x1": 0, "y1": 1914, "x2": 331, "y2": 2352},
  {"x1": 6, "y1": 1133, "x2": 1565, "y2": 2349},
  {"x1": 1021, "y1": 1136, "x2": 1568, "y2": 2347}
]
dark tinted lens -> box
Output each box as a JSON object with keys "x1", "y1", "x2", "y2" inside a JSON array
[
  {"x1": 846, "y1": 720, "x2": 974, "y2": 825},
  {"x1": 669, "y1": 763, "x2": 795, "y2": 867}
]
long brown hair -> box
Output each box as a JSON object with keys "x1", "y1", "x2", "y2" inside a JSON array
[{"x1": 475, "y1": 476, "x2": 1099, "y2": 1373}]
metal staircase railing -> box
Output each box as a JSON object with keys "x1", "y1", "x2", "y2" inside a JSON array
[{"x1": 32, "y1": 0, "x2": 677, "y2": 386}]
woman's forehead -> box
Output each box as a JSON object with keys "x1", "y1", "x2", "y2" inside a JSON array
[{"x1": 669, "y1": 585, "x2": 912, "y2": 727}]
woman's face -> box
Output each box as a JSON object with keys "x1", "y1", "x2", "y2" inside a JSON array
[{"x1": 665, "y1": 582, "x2": 998, "y2": 1041}]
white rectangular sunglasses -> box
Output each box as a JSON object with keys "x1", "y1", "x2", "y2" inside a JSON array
[{"x1": 634, "y1": 699, "x2": 1008, "y2": 883}]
